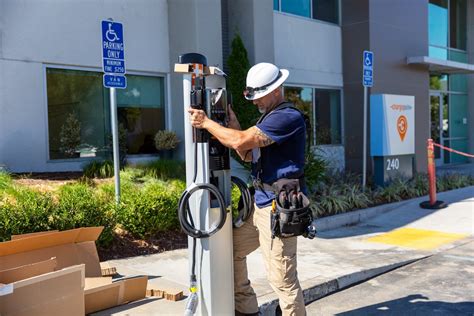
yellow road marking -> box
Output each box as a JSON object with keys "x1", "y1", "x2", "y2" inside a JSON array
[{"x1": 367, "y1": 227, "x2": 468, "y2": 250}]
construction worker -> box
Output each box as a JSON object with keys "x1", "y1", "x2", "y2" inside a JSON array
[{"x1": 188, "y1": 62, "x2": 306, "y2": 316}]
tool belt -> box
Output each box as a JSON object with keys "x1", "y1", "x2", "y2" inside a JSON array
[{"x1": 270, "y1": 178, "x2": 315, "y2": 239}]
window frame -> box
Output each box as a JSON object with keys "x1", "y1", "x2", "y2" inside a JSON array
[
  {"x1": 43, "y1": 64, "x2": 169, "y2": 162},
  {"x1": 283, "y1": 84, "x2": 344, "y2": 147}
]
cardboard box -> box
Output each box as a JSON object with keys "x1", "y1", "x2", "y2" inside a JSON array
[
  {"x1": 0, "y1": 257, "x2": 57, "y2": 284},
  {"x1": 0, "y1": 227, "x2": 148, "y2": 314},
  {"x1": 84, "y1": 275, "x2": 148, "y2": 314},
  {"x1": 0, "y1": 227, "x2": 103, "y2": 277},
  {"x1": 0, "y1": 264, "x2": 85, "y2": 316}
]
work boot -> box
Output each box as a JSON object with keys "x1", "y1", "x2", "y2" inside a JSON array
[{"x1": 235, "y1": 310, "x2": 259, "y2": 316}]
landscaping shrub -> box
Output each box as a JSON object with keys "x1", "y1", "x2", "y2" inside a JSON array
[
  {"x1": 53, "y1": 182, "x2": 116, "y2": 245},
  {"x1": 0, "y1": 171, "x2": 13, "y2": 191},
  {"x1": 304, "y1": 151, "x2": 327, "y2": 191},
  {"x1": 117, "y1": 179, "x2": 185, "y2": 238},
  {"x1": 139, "y1": 159, "x2": 186, "y2": 181},
  {"x1": 83, "y1": 160, "x2": 114, "y2": 178},
  {"x1": 0, "y1": 184, "x2": 55, "y2": 241}
]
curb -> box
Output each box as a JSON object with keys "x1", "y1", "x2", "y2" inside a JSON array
[
  {"x1": 258, "y1": 255, "x2": 429, "y2": 315},
  {"x1": 314, "y1": 199, "x2": 412, "y2": 232}
]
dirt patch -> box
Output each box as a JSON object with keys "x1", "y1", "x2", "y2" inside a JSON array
[{"x1": 98, "y1": 228, "x2": 188, "y2": 261}]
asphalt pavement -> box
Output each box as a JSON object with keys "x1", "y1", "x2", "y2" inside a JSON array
[
  {"x1": 306, "y1": 241, "x2": 474, "y2": 315},
  {"x1": 93, "y1": 185, "x2": 473, "y2": 315}
]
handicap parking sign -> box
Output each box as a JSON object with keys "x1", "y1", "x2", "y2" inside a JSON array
[
  {"x1": 102, "y1": 21, "x2": 125, "y2": 75},
  {"x1": 363, "y1": 51, "x2": 373, "y2": 87}
]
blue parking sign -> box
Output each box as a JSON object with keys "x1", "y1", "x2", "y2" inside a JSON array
[
  {"x1": 363, "y1": 51, "x2": 373, "y2": 87},
  {"x1": 103, "y1": 74, "x2": 127, "y2": 89},
  {"x1": 102, "y1": 20, "x2": 125, "y2": 75}
]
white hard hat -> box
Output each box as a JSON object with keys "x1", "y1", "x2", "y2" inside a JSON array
[{"x1": 244, "y1": 63, "x2": 289, "y2": 100}]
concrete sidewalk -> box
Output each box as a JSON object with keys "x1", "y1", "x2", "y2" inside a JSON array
[{"x1": 93, "y1": 186, "x2": 473, "y2": 315}]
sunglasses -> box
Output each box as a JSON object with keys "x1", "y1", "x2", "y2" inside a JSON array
[{"x1": 243, "y1": 71, "x2": 282, "y2": 98}]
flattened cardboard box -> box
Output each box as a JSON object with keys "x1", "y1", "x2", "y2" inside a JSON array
[
  {"x1": 0, "y1": 264, "x2": 85, "y2": 316},
  {"x1": 0, "y1": 227, "x2": 103, "y2": 277},
  {"x1": 84, "y1": 275, "x2": 148, "y2": 314},
  {"x1": 0, "y1": 257, "x2": 57, "y2": 284}
]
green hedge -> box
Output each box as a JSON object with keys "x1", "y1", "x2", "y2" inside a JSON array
[
  {"x1": 0, "y1": 166, "x2": 186, "y2": 244},
  {"x1": 117, "y1": 179, "x2": 184, "y2": 239}
]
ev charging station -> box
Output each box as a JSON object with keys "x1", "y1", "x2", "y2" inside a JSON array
[{"x1": 175, "y1": 53, "x2": 234, "y2": 315}]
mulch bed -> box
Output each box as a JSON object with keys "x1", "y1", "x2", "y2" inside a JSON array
[{"x1": 98, "y1": 229, "x2": 188, "y2": 261}]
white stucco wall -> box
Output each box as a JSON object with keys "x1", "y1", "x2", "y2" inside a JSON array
[
  {"x1": 0, "y1": 0, "x2": 170, "y2": 172},
  {"x1": 273, "y1": 12, "x2": 343, "y2": 88}
]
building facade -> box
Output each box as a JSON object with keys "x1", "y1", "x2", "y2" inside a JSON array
[{"x1": 0, "y1": 0, "x2": 472, "y2": 174}]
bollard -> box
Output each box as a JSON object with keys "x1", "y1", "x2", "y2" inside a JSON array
[{"x1": 420, "y1": 139, "x2": 447, "y2": 209}]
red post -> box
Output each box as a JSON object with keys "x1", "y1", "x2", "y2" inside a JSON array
[
  {"x1": 427, "y1": 139, "x2": 437, "y2": 205},
  {"x1": 420, "y1": 139, "x2": 447, "y2": 209}
]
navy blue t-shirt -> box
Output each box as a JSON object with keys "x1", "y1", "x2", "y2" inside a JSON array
[{"x1": 252, "y1": 104, "x2": 306, "y2": 207}]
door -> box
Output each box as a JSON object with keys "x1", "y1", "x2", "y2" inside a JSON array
[{"x1": 429, "y1": 93, "x2": 446, "y2": 165}]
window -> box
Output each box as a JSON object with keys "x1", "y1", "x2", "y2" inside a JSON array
[
  {"x1": 274, "y1": 0, "x2": 339, "y2": 24},
  {"x1": 46, "y1": 68, "x2": 165, "y2": 160},
  {"x1": 429, "y1": 73, "x2": 469, "y2": 164},
  {"x1": 117, "y1": 75, "x2": 165, "y2": 155},
  {"x1": 284, "y1": 86, "x2": 342, "y2": 146},
  {"x1": 428, "y1": 0, "x2": 467, "y2": 62},
  {"x1": 315, "y1": 89, "x2": 341, "y2": 145}
]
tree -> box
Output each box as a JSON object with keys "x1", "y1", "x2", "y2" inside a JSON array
[{"x1": 227, "y1": 34, "x2": 259, "y2": 130}]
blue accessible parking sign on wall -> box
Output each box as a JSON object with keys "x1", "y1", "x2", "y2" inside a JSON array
[
  {"x1": 102, "y1": 20, "x2": 126, "y2": 89},
  {"x1": 363, "y1": 51, "x2": 373, "y2": 87}
]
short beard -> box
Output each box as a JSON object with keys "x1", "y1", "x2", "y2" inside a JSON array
[{"x1": 258, "y1": 105, "x2": 266, "y2": 114}]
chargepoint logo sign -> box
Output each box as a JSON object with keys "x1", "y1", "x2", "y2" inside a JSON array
[{"x1": 371, "y1": 94, "x2": 415, "y2": 156}]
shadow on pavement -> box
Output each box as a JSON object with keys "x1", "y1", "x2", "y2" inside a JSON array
[{"x1": 335, "y1": 294, "x2": 474, "y2": 316}]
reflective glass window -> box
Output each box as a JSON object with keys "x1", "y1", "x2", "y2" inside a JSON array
[
  {"x1": 117, "y1": 75, "x2": 165, "y2": 155},
  {"x1": 450, "y1": 0, "x2": 467, "y2": 50},
  {"x1": 312, "y1": 0, "x2": 338, "y2": 24},
  {"x1": 274, "y1": 0, "x2": 279, "y2": 10},
  {"x1": 46, "y1": 68, "x2": 166, "y2": 159},
  {"x1": 284, "y1": 86, "x2": 314, "y2": 146},
  {"x1": 429, "y1": 0, "x2": 448, "y2": 48},
  {"x1": 315, "y1": 89, "x2": 341, "y2": 145},
  {"x1": 281, "y1": 0, "x2": 311, "y2": 18}
]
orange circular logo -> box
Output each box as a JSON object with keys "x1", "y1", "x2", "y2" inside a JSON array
[{"x1": 397, "y1": 115, "x2": 407, "y2": 141}]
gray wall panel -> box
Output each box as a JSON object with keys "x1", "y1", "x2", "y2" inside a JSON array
[
  {"x1": 341, "y1": 0, "x2": 369, "y2": 172},
  {"x1": 342, "y1": 0, "x2": 430, "y2": 174},
  {"x1": 370, "y1": 1, "x2": 429, "y2": 173}
]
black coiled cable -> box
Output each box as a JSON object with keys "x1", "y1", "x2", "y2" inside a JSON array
[
  {"x1": 231, "y1": 176, "x2": 254, "y2": 228},
  {"x1": 178, "y1": 182, "x2": 227, "y2": 238}
]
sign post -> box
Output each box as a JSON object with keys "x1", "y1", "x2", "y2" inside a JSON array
[
  {"x1": 102, "y1": 20, "x2": 126, "y2": 204},
  {"x1": 362, "y1": 50, "x2": 373, "y2": 189}
]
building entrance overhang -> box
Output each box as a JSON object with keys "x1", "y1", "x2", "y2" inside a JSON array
[{"x1": 407, "y1": 56, "x2": 474, "y2": 74}]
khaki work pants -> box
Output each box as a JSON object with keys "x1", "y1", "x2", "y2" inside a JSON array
[{"x1": 233, "y1": 204, "x2": 306, "y2": 316}]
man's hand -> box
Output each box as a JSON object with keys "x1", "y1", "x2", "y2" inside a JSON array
[
  {"x1": 188, "y1": 108, "x2": 209, "y2": 129},
  {"x1": 227, "y1": 104, "x2": 241, "y2": 130}
]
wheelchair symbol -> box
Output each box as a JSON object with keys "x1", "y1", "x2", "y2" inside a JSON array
[{"x1": 105, "y1": 23, "x2": 120, "y2": 42}]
